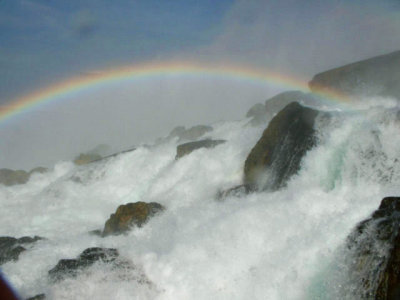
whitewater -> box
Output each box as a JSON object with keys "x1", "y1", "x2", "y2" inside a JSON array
[{"x1": 1, "y1": 97, "x2": 400, "y2": 299}]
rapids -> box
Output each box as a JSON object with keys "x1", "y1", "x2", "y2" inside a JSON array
[{"x1": 1, "y1": 97, "x2": 400, "y2": 299}]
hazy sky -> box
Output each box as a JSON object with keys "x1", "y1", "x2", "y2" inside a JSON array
[{"x1": 1, "y1": 0, "x2": 400, "y2": 169}]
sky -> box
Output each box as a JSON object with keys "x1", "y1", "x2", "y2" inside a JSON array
[{"x1": 1, "y1": 0, "x2": 400, "y2": 169}]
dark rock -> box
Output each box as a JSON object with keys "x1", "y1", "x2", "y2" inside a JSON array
[
  {"x1": 0, "y1": 236, "x2": 43, "y2": 265},
  {"x1": 175, "y1": 139, "x2": 226, "y2": 159},
  {"x1": 26, "y1": 293, "x2": 46, "y2": 300},
  {"x1": 309, "y1": 50, "x2": 400, "y2": 100},
  {"x1": 344, "y1": 197, "x2": 400, "y2": 299},
  {"x1": 102, "y1": 202, "x2": 164, "y2": 236},
  {"x1": 48, "y1": 247, "x2": 119, "y2": 282},
  {"x1": 244, "y1": 102, "x2": 318, "y2": 191}
]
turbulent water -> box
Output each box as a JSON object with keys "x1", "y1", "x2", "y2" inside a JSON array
[{"x1": 2, "y1": 97, "x2": 400, "y2": 299}]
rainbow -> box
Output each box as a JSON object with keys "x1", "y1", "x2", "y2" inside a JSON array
[{"x1": 0, "y1": 61, "x2": 351, "y2": 124}]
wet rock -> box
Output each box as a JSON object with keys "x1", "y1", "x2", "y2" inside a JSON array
[
  {"x1": 48, "y1": 247, "x2": 119, "y2": 282},
  {"x1": 344, "y1": 196, "x2": 400, "y2": 299},
  {"x1": 0, "y1": 236, "x2": 43, "y2": 265},
  {"x1": 175, "y1": 139, "x2": 226, "y2": 159},
  {"x1": 244, "y1": 102, "x2": 318, "y2": 191},
  {"x1": 102, "y1": 202, "x2": 164, "y2": 236},
  {"x1": 309, "y1": 50, "x2": 400, "y2": 100},
  {"x1": 26, "y1": 294, "x2": 46, "y2": 300}
]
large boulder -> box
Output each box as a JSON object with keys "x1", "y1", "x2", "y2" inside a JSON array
[
  {"x1": 175, "y1": 139, "x2": 226, "y2": 159},
  {"x1": 244, "y1": 102, "x2": 318, "y2": 191},
  {"x1": 0, "y1": 236, "x2": 43, "y2": 265},
  {"x1": 344, "y1": 197, "x2": 400, "y2": 299},
  {"x1": 102, "y1": 202, "x2": 164, "y2": 236},
  {"x1": 48, "y1": 247, "x2": 119, "y2": 282},
  {"x1": 309, "y1": 50, "x2": 400, "y2": 100}
]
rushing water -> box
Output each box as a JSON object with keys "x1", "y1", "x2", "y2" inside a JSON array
[{"x1": 1, "y1": 97, "x2": 400, "y2": 299}]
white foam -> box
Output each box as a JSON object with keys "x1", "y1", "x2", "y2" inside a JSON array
[{"x1": 1, "y1": 103, "x2": 400, "y2": 299}]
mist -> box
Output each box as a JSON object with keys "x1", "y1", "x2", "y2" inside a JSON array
[{"x1": 1, "y1": 0, "x2": 400, "y2": 169}]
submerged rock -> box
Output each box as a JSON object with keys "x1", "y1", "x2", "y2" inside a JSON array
[
  {"x1": 48, "y1": 247, "x2": 119, "y2": 282},
  {"x1": 344, "y1": 196, "x2": 400, "y2": 299},
  {"x1": 102, "y1": 202, "x2": 164, "y2": 236},
  {"x1": 244, "y1": 102, "x2": 318, "y2": 191},
  {"x1": 0, "y1": 236, "x2": 43, "y2": 265},
  {"x1": 309, "y1": 50, "x2": 400, "y2": 100},
  {"x1": 175, "y1": 139, "x2": 226, "y2": 159}
]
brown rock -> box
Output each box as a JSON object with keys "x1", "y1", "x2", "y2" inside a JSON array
[{"x1": 102, "y1": 202, "x2": 164, "y2": 236}]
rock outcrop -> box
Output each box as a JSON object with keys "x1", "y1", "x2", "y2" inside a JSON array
[
  {"x1": 48, "y1": 247, "x2": 119, "y2": 282},
  {"x1": 0, "y1": 236, "x2": 43, "y2": 265},
  {"x1": 309, "y1": 50, "x2": 400, "y2": 100},
  {"x1": 244, "y1": 102, "x2": 318, "y2": 191},
  {"x1": 102, "y1": 202, "x2": 164, "y2": 236},
  {"x1": 175, "y1": 139, "x2": 226, "y2": 159},
  {"x1": 344, "y1": 196, "x2": 400, "y2": 299}
]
